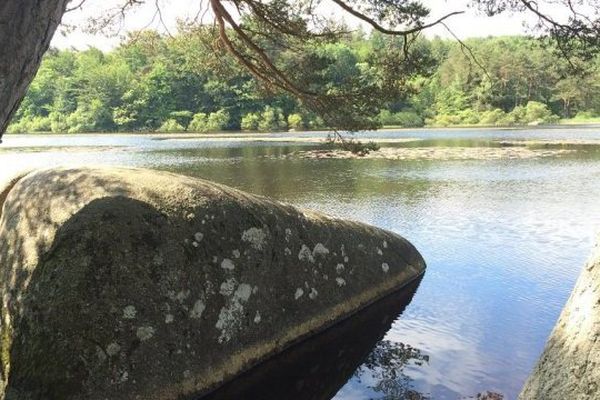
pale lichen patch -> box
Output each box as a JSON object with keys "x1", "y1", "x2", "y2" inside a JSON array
[
  {"x1": 294, "y1": 288, "x2": 304, "y2": 300},
  {"x1": 336, "y1": 263, "x2": 345, "y2": 274},
  {"x1": 232, "y1": 249, "x2": 241, "y2": 259},
  {"x1": 175, "y1": 290, "x2": 191, "y2": 303},
  {"x1": 336, "y1": 277, "x2": 346, "y2": 287},
  {"x1": 118, "y1": 370, "x2": 129, "y2": 383},
  {"x1": 382, "y1": 263, "x2": 390, "y2": 273},
  {"x1": 254, "y1": 311, "x2": 261, "y2": 324},
  {"x1": 242, "y1": 227, "x2": 267, "y2": 250},
  {"x1": 220, "y1": 278, "x2": 237, "y2": 296},
  {"x1": 165, "y1": 314, "x2": 174, "y2": 324},
  {"x1": 309, "y1": 288, "x2": 318, "y2": 300},
  {"x1": 190, "y1": 300, "x2": 206, "y2": 319},
  {"x1": 194, "y1": 232, "x2": 204, "y2": 242},
  {"x1": 221, "y1": 258, "x2": 235, "y2": 270},
  {"x1": 123, "y1": 305, "x2": 137, "y2": 320},
  {"x1": 284, "y1": 247, "x2": 292, "y2": 256},
  {"x1": 106, "y1": 342, "x2": 121, "y2": 357},
  {"x1": 377, "y1": 247, "x2": 383, "y2": 256},
  {"x1": 136, "y1": 326, "x2": 155, "y2": 341},
  {"x1": 152, "y1": 254, "x2": 164, "y2": 266},
  {"x1": 313, "y1": 243, "x2": 329, "y2": 258},
  {"x1": 383, "y1": 240, "x2": 388, "y2": 249},
  {"x1": 298, "y1": 245, "x2": 315, "y2": 263},
  {"x1": 215, "y1": 283, "x2": 253, "y2": 343}
]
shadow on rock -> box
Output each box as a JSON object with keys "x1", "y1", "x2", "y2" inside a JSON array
[{"x1": 201, "y1": 278, "x2": 425, "y2": 400}]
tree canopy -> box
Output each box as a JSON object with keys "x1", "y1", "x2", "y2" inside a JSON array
[
  {"x1": 2, "y1": 0, "x2": 600, "y2": 142},
  {"x1": 8, "y1": 31, "x2": 600, "y2": 135}
]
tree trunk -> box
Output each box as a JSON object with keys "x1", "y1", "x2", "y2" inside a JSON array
[{"x1": 0, "y1": 0, "x2": 68, "y2": 142}]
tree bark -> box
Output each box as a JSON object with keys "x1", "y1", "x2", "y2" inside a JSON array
[{"x1": 0, "y1": 0, "x2": 69, "y2": 142}]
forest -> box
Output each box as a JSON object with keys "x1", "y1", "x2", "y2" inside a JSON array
[{"x1": 8, "y1": 27, "x2": 600, "y2": 134}]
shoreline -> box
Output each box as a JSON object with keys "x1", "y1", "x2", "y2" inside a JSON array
[{"x1": 3, "y1": 121, "x2": 600, "y2": 139}]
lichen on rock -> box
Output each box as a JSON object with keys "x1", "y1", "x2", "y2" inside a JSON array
[{"x1": 0, "y1": 167, "x2": 425, "y2": 400}]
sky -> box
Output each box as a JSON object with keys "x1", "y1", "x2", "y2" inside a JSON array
[{"x1": 50, "y1": 0, "x2": 561, "y2": 50}]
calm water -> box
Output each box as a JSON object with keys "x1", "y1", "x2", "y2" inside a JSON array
[{"x1": 2, "y1": 127, "x2": 600, "y2": 399}]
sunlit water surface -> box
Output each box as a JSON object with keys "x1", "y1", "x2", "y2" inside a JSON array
[{"x1": 2, "y1": 127, "x2": 600, "y2": 399}]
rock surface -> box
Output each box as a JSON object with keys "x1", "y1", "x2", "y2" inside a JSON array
[
  {"x1": 0, "y1": 167, "x2": 425, "y2": 400},
  {"x1": 520, "y1": 235, "x2": 600, "y2": 399}
]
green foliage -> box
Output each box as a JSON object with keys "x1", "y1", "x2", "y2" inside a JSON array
[
  {"x1": 188, "y1": 113, "x2": 208, "y2": 132},
  {"x1": 170, "y1": 111, "x2": 194, "y2": 128},
  {"x1": 157, "y1": 119, "x2": 185, "y2": 133},
  {"x1": 241, "y1": 112, "x2": 261, "y2": 131},
  {"x1": 479, "y1": 109, "x2": 508, "y2": 126},
  {"x1": 379, "y1": 109, "x2": 425, "y2": 127},
  {"x1": 258, "y1": 106, "x2": 287, "y2": 132},
  {"x1": 522, "y1": 101, "x2": 560, "y2": 124},
  {"x1": 342, "y1": 140, "x2": 380, "y2": 156},
  {"x1": 287, "y1": 113, "x2": 304, "y2": 130},
  {"x1": 574, "y1": 110, "x2": 599, "y2": 119},
  {"x1": 187, "y1": 110, "x2": 229, "y2": 132},
  {"x1": 307, "y1": 115, "x2": 326, "y2": 130},
  {"x1": 49, "y1": 111, "x2": 69, "y2": 133},
  {"x1": 206, "y1": 110, "x2": 230, "y2": 132},
  {"x1": 9, "y1": 32, "x2": 600, "y2": 133},
  {"x1": 6, "y1": 116, "x2": 51, "y2": 133}
]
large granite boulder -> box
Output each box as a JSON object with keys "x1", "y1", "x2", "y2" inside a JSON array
[
  {"x1": 520, "y1": 235, "x2": 600, "y2": 399},
  {"x1": 0, "y1": 167, "x2": 425, "y2": 400}
]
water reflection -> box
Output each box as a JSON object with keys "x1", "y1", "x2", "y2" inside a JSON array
[
  {"x1": 201, "y1": 279, "x2": 425, "y2": 400},
  {"x1": 2, "y1": 130, "x2": 600, "y2": 398}
]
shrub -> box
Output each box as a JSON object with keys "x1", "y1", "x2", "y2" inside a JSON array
[
  {"x1": 190, "y1": 110, "x2": 229, "y2": 132},
  {"x1": 49, "y1": 111, "x2": 69, "y2": 133},
  {"x1": 524, "y1": 101, "x2": 559, "y2": 124},
  {"x1": 6, "y1": 115, "x2": 52, "y2": 133},
  {"x1": 395, "y1": 110, "x2": 425, "y2": 127},
  {"x1": 258, "y1": 106, "x2": 286, "y2": 132},
  {"x1": 206, "y1": 109, "x2": 229, "y2": 132},
  {"x1": 241, "y1": 112, "x2": 260, "y2": 131},
  {"x1": 431, "y1": 114, "x2": 462, "y2": 127},
  {"x1": 29, "y1": 116, "x2": 51, "y2": 132},
  {"x1": 378, "y1": 109, "x2": 397, "y2": 125},
  {"x1": 287, "y1": 113, "x2": 304, "y2": 130},
  {"x1": 379, "y1": 109, "x2": 424, "y2": 127},
  {"x1": 508, "y1": 105, "x2": 527, "y2": 123},
  {"x1": 307, "y1": 115, "x2": 326, "y2": 130},
  {"x1": 573, "y1": 110, "x2": 598, "y2": 120},
  {"x1": 170, "y1": 110, "x2": 194, "y2": 128},
  {"x1": 66, "y1": 109, "x2": 95, "y2": 133},
  {"x1": 6, "y1": 119, "x2": 30, "y2": 134},
  {"x1": 479, "y1": 109, "x2": 508, "y2": 126},
  {"x1": 157, "y1": 119, "x2": 185, "y2": 133},
  {"x1": 188, "y1": 113, "x2": 208, "y2": 132}
]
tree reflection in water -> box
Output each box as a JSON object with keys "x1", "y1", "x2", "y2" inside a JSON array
[
  {"x1": 200, "y1": 277, "x2": 427, "y2": 400},
  {"x1": 355, "y1": 340, "x2": 430, "y2": 400}
]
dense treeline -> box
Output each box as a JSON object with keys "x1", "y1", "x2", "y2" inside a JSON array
[{"x1": 8, "y1": 28, "x2": 600, "y2": 134}]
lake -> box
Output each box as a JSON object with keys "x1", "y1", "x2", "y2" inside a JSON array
[{"x1": 2, "y1": 127, "x2": 600, "y2": 399}]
